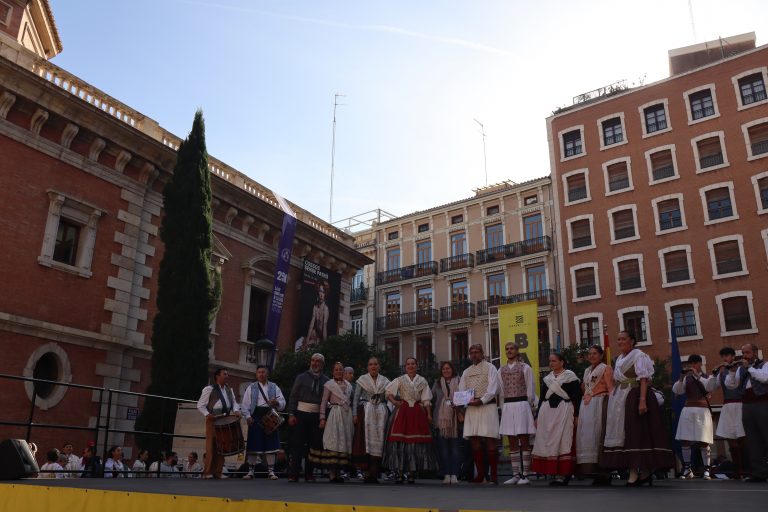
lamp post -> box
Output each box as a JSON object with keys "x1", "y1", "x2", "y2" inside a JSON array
[{"x1": 253, "y1": 338, "x2": 276, "y2": 369}]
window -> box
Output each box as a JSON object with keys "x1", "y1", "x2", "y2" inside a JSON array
[
  {"x1": 450, "y1": 232, "x2": 466, "y2": 256},
  {"x1": 387, "y1": 231, "x2": 399, "y2": 240},
  {"x1": 574, "y1": 266, "x2": 598, "y2": 299},
  {"x1": 416, "y1": 336, "x2": 432, "y2": 367},
  {"x1": 689, "y1": 88, "x2": 715, "y2": 120},
  {"x1": 622, "y1": 310, "x2": 648, "y2": 343},
  {"x1": 647, "y1": 146, "x2": 677, "y2": 183},
  {"x1": 417, "y1": 222, "x2": 430, "y2": 233},
  {"x1": 610, "y1": 207, "x2": 637, "y2": 242},
  {"x1": 451, "y1": 280, "x2": 468, "y2": 305},
  {"x1": 569, "y1": 217, "x2": 593, "y2": 250},
  {"x1": 709, "y1": 236, "x2": 747, "y2": 278},
  {"x1": 486, "y1": 205, "x2": 500, "y2": 216},
  {"x1": 385, "y1": 292, "x2": 401, "y2": 317},
  {"x1": 451, "y1": 331, "x2": 469, "y2": 362},
  {"x1": 385, "y1": 338, "x2": 400, "y2": 365},
  {"x1": 527, "y1": 265, "x2": 547, "y2": 292},
  {"x1": 644, "y1": 103, "x2": 668, "y2": 134},
  {"x1": 744, "y1": 119, "x2": 768, "y2": 159},
  {"x1": 753, "y1": 173, "x2": 768, "y2": 212},
  {"x1": 386, "y1": 248, "x2": 401, "y2": 270},
  {"x1": 247, "y1": 287, "x2": 270, "y2": 341},
  {"x1": 416, "y1": 240, "x2": 431, "y2": 264},
  {"x1": 39, "y1": 191, "x2": 104, "y2": 277},
  {"x1": 703, "y1": 186, "x2": 735, "y2": 222},
  {"x1": 694, "y1": 133, "x2": 727, "y2": 171},
  {"x1": 578, "y1": 317, "x2": 601, "y2": 345},
  {"x1": 523, "y1": 214, "x2": 543, "y2": 240},
  {"x1": 562, "y1": 129, "x2": 583, "y2": 158},
  {"x1": 32, "y1": 352, "x2": 59, "y2": 399},
  {"x1": 663, "y1": 249, "x2": 691, "y2": 285},
  {"x1": 718, "y1": 293, "x2": 755, "y2": 334},
  {"x1": 602, "y1": 117, "x2": 624, "y2": 146},
  {"x1": 350, "y1": 310, "x2": 363, "y2": 336},
  {"x1": 487, "y1": 274, "x2": 505, "y2": 301},
  {"x1": 565, "y1": 171, "x2": 589, "y2": 203},
  {"x1": 417, "y1": 287, "x2": 432, "y2": 310},
  {"x1": 605, "y1": 159, "x2": 631, "y2": 193},
  {"x1": 524, "y1": 195, "x2": 538, "y2": 206},
  {"x1": 616, "y1": 257, "x2": 643, "y2": 292},
  {"x1": 669, "y1": 302, "x2": 700, "y2": 339},
  {"x1": 451, "y1": 214, "x2": 464, "y2": 225},
  {"x1": 0, "y1": 2, "x2": 12, "y2": 27},
  {"x1": 739, "y1": 72, "x2": 767, "y2": 105},
  {"x1": 485, "y1": 223, "x2": 503, "y2": 249},
  {"x1": 656, "y1": 197, "x2": 683, "y2": 232}
]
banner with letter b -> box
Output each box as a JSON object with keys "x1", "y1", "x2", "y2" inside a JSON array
[{"x1": 498, "y1": 301, "x2": 540, "y2": 396}]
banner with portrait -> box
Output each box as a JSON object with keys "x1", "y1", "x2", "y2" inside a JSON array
[
  {"x1": 295, "y1": 259, "x2": 340, "y2": 352},
  {"x1": 498, "y1": 300, "x2": 540, "y2": 396}
]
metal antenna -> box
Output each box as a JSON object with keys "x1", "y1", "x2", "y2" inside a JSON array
[
  {"x1": 330, "y1": 93, "x2": 345, "y2": 223},
  {"x1": 474, "y1": 118, "x2": 488, "y2": 186},
  {"x1": 688, "y1": 0, "x2": 697, "y2": 43}
]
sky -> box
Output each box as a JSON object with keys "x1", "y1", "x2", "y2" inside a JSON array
[{"x1": 50, "y1": 0, "x2": 767, "y2": 228}]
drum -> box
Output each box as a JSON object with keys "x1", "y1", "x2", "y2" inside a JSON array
[
  {"x1": 213, "y1": 415, "x2": 244, "y2": 456},
  {"x1": 259, "y1": 408, "x2": 284, "y2": 435}
]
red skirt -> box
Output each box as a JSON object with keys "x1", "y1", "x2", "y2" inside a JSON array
[
  {"x1": 531, "y1": 422, "x2": 577, "y2": 476},
  {"x1": 387, "y1": 403, "x2": 432, "y2": 444}
]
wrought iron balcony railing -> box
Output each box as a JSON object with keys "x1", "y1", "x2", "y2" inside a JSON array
[
  {"x1": 476, "y1": 289, "x2": 556, "y2": 316},
  {"x1": 350, "y1": 286, "x2": 367, "y2": 302},
  {"x1": 652, "y1": 164, "x2": 675, "y2": 181},
  {"x1": 439, "y1": 303, "x2": 475, "y2": 322},
  {"x1": 751, "y1": 139, "x2": 768, "y2": 156},
  {"x1": 439, "y1": 254, "x2": 474, "y2": 273},
  {"x1": 475, "y1": 236, "x2": 551, "y2": 265},
  {"x1": 699, "y1": 152, "x2": 724, "y2": 168},
  {"x1": 376, "y1": 261, "x2": 438, "y2": 285},
  {"x1": 375, "y1": 308, "x2": 438, "y2": 331}
]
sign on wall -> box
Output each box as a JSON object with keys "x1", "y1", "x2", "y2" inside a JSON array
[
  {"x1": 498, "y1": 300, "x2": 540, "y2": 396},
  {"x1": 295, "y1": 259, "x2": 341, "y2": 352}
]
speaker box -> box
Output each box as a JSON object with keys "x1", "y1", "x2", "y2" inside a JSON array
[{"x1": 0, "y1": 439, "x2": 40, "y2": 479}]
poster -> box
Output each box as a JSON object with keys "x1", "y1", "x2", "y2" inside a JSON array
[
  {"x1": 498, "y1": 300, "x2": 540, "y2": 396},
  {"x1": 295, "y1": 259, "x2": 341, "y2": 352}
]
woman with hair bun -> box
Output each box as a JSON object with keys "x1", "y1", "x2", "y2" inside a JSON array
[{"x1": 576, "y1": 344, "x2": 614, "y2": 485}]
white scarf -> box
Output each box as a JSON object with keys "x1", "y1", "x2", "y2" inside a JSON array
[
  {"x1": 543, "y1": 369, "x2": 578, "y2": 400},
  {"x1": 583, "y1": 363, "x2": 607, "y2": 396},
  {"x1": 357, "y1": 373, "x2": 389, "y2": 398},
  {"x1": 324, "y1": 379, "x2": 351, "y2": 408},
  {"x1": 613, "y1": 349, "x2": 642, "y2": 383}
]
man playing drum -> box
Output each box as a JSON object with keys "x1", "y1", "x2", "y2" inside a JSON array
[
  {"x1": 242, "y1": 365, "x2": 286, "y2": 480},
  {"x1": 196, "y1": 368, "x2": 241, "y2": 479}
]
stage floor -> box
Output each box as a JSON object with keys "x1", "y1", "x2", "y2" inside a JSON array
[{"x1": 3, "y1": 476, "x2": 767, "y2": 512}]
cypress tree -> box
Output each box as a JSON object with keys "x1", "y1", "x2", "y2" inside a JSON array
[{"x1": 135, "y1": 110, "x2": 216, "y2": 453}]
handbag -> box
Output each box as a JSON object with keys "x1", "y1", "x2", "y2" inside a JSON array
[{"x1": 255, "y1": 382, "x2": 284, "y2": 435}]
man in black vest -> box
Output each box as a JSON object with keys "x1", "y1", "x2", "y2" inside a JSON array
[
  {"x1": 196, "y1": 368, "x2": 241, "y2": 478},
  {"x1": 287, "y1": 353, "x2": 329, "y2": 482},
  {"x1": 738, "y1": 344, "x2": 768, "y2": 482}
]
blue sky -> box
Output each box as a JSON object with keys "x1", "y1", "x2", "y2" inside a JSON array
[{"x1": 50, "y1": 0, "x2": 767, "y2": 226}]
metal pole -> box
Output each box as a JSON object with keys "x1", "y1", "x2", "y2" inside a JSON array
[
  {"x1": 474, "y1": 118, "x2": 488, "y2": 186},
  {"x1": 329, "y1": 93, "x2": 344, "y2": 223},
  {"x1": 103, "y1": 389, "x2": 113, "y2": 462},
  {"x1": 25, "y1": 384, "x2": 37, "y2": 442}
]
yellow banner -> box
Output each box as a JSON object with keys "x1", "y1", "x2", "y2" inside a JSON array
[{"x1": 498, "y1": 301, "x2": 540, "y2": 396}]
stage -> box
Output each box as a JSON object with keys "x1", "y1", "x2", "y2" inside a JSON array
[{"x1": 1, "y1": 476, "x2": 766, "y2": 512}]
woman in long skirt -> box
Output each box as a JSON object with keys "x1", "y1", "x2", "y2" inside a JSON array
[
  {"x1": 602, "y1": 330, "x2": 674, "y2": 486},
  {"x1": 313, "y1": 362, "x2": 354, "y2": 483},
  {"x1": 383, "y1": 357, "x2": 436, "y2": 483},
  {"x1": 431, "y1": 361, "x2": 461, "y2": 484},
  {"x1": 351, "y1": 357, "x2": 391, "y2": 483},
  {"x1": 532, "y1": 353, "x2": 581, "y2": 486},
  {"x1": 576, "y1": 345, "x2": 613, "y2": 485}
]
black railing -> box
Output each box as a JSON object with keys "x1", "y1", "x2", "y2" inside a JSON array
[
  {"x1": 439, "y1": 303, "x2": 475, "y2": 322},
  {"x1": 476, "y1": 289, "x2": 556, "y2": 315},
  {"x1": 375, "y1": 308, "x2": 438, "y2": 331},
  {"x1": 751, "y1": 139, "x2": 768, "y2": 156},
  {"x1": 647, "y1": 119, "x2": 667, "y2": 133},
  {"x1": 699, "y1": 152, "x2": 724, "y2": 168},
  {"x1": 350, "y1": 286, "x2": 367, "y2": 302},
  {"x1": 619, "y1": 276, "x2": 642, "y2": 291},
  {"x1": 567, "y1": 186, "x2": 588, "y2": 202},
  {"x1": 604, "y1": 133, "x2": 623, "y2": 145},
  {"x1": 613, "y1": 226, "x2": 636, "y2": 239},
  {"x1": 652, "y1": 164, "x2": 675, "y2": 181},
  {"x1": 572, "y1": 235, "x2": 592, "y2": 249},
  {"x1": 708, "y1": 203, "x2": 733, "y2": 220},
  {"x1": 761, "y1": 189, "x2": 768, "y2": 209},
  {"x1": 576, "y1": 284, "x2": 597, "y2": 298},
  {"x1": 376, "y1": 261, "x2": 438, "y2": 285},
  {"x1": 674, "y1": 324, "x2": 698, "y2": 337},
  {"x1": 659, "y1": 215, "x2": 682, "y2": 230},
  {"x1": 692, "y1": 105, "x2": 715, "y2": 119},
  {"x1": 475, "y1": 236, "x2": 551, "y2": 265},
  {"x1": 743, "y1": 90, "x2": 767, "y2": 105},
  {"x1": 439, "y1": 253, "x2": 474, "y2": 272},
  {"x1": 608, "y1": 177, "x2": 630, "y2": 191},
  {"x1": 716, "y1": 259, "x2": 743, "y2": 275},
  {"x1": 666, "y1": 268, "x2": 690, "y2": 283},
  {"x1": 564, "y1": 144, "x2": 582, "y2": 157}
]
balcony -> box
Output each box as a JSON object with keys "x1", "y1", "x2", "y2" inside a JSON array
[
  {"x1": 674, "y1": 324, "x2": 698, "y2": 337},
  {"x1": 751, "y1": 139, "x2": 768, "y2": 156},
  {"x1": 350, "y1": 285, "x2": 367, "y2": 302},
  {"x1": 439, "y1": 254, "x2": 474, "y2": 273},
  {"x1": 647, "y1": 119, "x2": 667, "y2": 133},
  {"x1": 699, "y1": 152, "x2": 724, "y2": 169},
  {"x1": 476, "y1": 289, "x2": 556, "y2": 315},
  {"x1": 576, "y1": 284, "x2": 597, "y2": 298},
  {"x1": 613, "y1": 226, "x2": 636, "y2": 240},
  {"x1": 608, "y1": 177, "x2": 630, "y2": 192},
  {"x1": 376, "y1": 261, "x2": 438, "y2": 285},
  {"x1": 439, "y1": 303, "x2": 475, "y2": 322},
  {"x1": 652, "y1": 164, "x2": 675, "y2": 181},
  {"x1": 475, "y1": 236, "x2": 552, "y2": 266},
  {"x1": 743, "y1": 90, "x2": 767, "y2": 105},
  {"x1": 567, "y1": 186, "x2": 588, "y2": 202},
  {"x1": 665, "y1": 268, "x2": 690, "y2": 283},
  {"x1": 375, "y1": 308, "x2": 438, "y2": 331},
  {"x1": 716, "y1": 258, "x2": 743, "y2": 275},
  {"x1": 659, "y1": 214, "x2": 682, "y2": 230},
  {"x1": 619, "y1": 276, "x2": 642, "y2": 291}
]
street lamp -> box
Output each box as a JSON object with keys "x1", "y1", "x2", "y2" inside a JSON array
[{"x1": 253, "y1": 338, "x2": 276, "y2": 369}]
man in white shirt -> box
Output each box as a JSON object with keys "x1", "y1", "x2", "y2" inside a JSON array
[
  {"x1": 731, "y1": 344, "x2": 768, "y2": 482},
  {"x1": 196, "y1": 368, "x2": 241, "y2": 479},
  {"x1": 498, "y1": 342, "x2": 536, "y2": 485},
  {"x1": 242, "y1": 365, "x2": 286, "y2": 480}
]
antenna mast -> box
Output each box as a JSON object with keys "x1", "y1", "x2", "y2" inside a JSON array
[
  {"x1": 329, "y1": 93, "x2": 345, "y2": 223},
  {"x1": 473, "y1": 118, "x2": 488, "y2": 186}
]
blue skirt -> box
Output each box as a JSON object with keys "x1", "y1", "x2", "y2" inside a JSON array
[{"x1": 246, "y1": 420, "x2": 281, "y2": 454}]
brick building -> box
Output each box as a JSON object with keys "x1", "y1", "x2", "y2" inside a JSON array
[
  {"x1": 548, "y1": 32, "x2": 768, "y2": 374},
  {"x1": 350, "y1": 178, "x2": 561, "y2": 369},
  {"x1": 0, "y1": 2, "x2": 369, "y2": 459}
]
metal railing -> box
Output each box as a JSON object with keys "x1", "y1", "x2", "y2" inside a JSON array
[
  {"x1": 647, "y1": 119, "x2": 668, "y2": 133},
  {"x1": 439, "y1": 254, "x2": 474, "y2": 273},
  {"x1": 608, "y1": 177, "x2": 630, "y2": 191},
  {"x1": 576, "y1": 284, "x2": 597, "y2": 298},
  {"x1": 571, "y1": 235, "x2": 592, "y2": 249},
  {"x1": 742, "y1": 90, "x2": 767, "y2": 105},
  {"x1": 439, "y1": 303, "x2": 475, "y2": 322},
  {"x1": 666, "y1": 268, "x2": 690, "y2": 283},
  {"x1": 375, "y1": 308, "x2": 438, "y2": 331},
  {"x1": 376, "y1": 261, "x2": 438, "y2": 285},
  {"x1": 613, "y1": 226, "x2": 636, "y2": 239},
  {"x1": 674, "y1": 324, "x2": 698, "y2": 337},
  {"x1": 716, "y1": 259, "x2": 743, "y2": 275},
  {"x1": 564, "y1": 144, "x2": 583, "y2": 157},
  {"x1": 475, "y1": 236, "x2": 551, "y2": 265},
  {"x1": 350, "y1": 286, "x2": 367, "y2": 302},
  {"x1": 604, "y1": 133, "x2": 623, "y2": 145},
  {"x1": 659, "y1": 215, "x2": 682, "y2": 230},
  {"x1": 567, "y1": 186, "x2": 588, "y2": 202},
  {"x1": 652, "y1": 164, "x2": 675, "y2": 181},
  {"x1": 692, "y1": 105, "x2": 715, "y2": 119},
  {"x1": 476, "y1": 289, "x2": 556, "y2": 315},
  {"x1": 619, "y1": 276, "x2": 642, "y2": 291},
  {"x1": 751, "y1": 139, "x2": 768, "y2": 156},
  {"x1": 700, "y1": 152, "x2": 724, "y2": 168}
]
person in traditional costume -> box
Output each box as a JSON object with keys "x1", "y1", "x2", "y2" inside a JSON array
[
  {"x1": 576, "y1": 344, "x2": 614, "y2": 485},
  {"x1": 498, "y1": 342, "x2": 537, "y2": 486},
  {"x1": 532, "y1": 352, "x2": 581, "y2": 486},
  {"x1": 242, "y1": 365, "x2": 286, "y2": 480},
  {"x1": 459, "y1": 343, "x2": 501, "y2": 484},
  {"x1": 383, "y1": 357, "x2": 436, "y2": 484},
  {"x1": 352, "y1": 357, "x2": 391, "y2": 483},
  {"x1": 310, "y1": 362, "x2": 355, "y2": 483},
  {"x1": 712, "y1": 346, "x2": 747, "y2": 479},
  {"x1": 431, "y1": 361, "x2": 462, "y2": 484},
  {"x1": 196, "y1": 368, "x2": 241, "y2": 479},
  {"x1": 602, "y1": 330, "x2": 674, "y2": 486},
  {"x1": 287, "y1": 353, "x2": 329, "y2": 482},
  {"x1": 673, "y1": 354, "x2": 717, "y2": 479},
  {"x1": 727, "y1": 343, "x2": 768, "y2": 482},
  {"x1": 104, "y1": 446, "x2": 126, "y2": 478}
]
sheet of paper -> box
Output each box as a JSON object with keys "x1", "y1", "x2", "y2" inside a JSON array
[{"x1": 452, "y1": 389, "x2": 474, "y2": 406}]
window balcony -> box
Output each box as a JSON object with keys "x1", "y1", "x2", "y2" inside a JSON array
[
  {"x1": 751, "y1": 139, "x2": 768, "y2": 156},
  {"x1": 375, "y1": 308, "x2": 438, "y2": 331},
  {"x1": 572, "y1": 235, "x2": 592, "y2": 249},
  {"x1": 692, "y1": 105, "x2": 715, "y2": 119},
  {"x1": 699, "y1": 152, "x2": 724, "y2": 169},
  {"x1": 475, "y1": 235, "x2": 552, "y2": 265},
  {"x1": 439, "y1": 303, "x2": 475, "y2": 322},
  {"x1": 376, "y1": 261, "x2": 438, "y2": 285},
  {"x1": 743, "y1": 90, "x2": 767, "y2": 105},
  {"x1": 567, "y1": 186, "x2": 588, "y2": 202},
  {"x1": 476, "y1": 289, "x2": 556, "y2": 315},
  {"x1": 439, "y1": 254, "x2": 474, "y2": 273},
  {"x1": 613, "y1": 226, "x2": 636, "y2": 240},
  {"x1": 647, "y1": 120, "x2": 667, "y2": 133},
  {"x1": 674, "y1": 324, "x2": 698, "y2": 337},
  {"x1": 604, "y1": 133, "x2": 623, "y2": 145},
  {"x1": 666, "y1": 268, "x2": 690, "y2": 283},
  {"x1": 652, "y1": 164, "x2": 675, "y2": 181},
  {"x1": 350, "y1": 285, "x2": 367, "y2": 302},
  {"x1": 716, "y1": 258, "x2": 743, "y2": 275},
  {"x1": 659, "y1": 215, "x2": 682, "y2": 230},
  {"x1": 576, "y1": 284, "x2": 597, "y2": 298},
  {"x1": 619, "y1": 276, "x2": 642, "y2": 291},
  {"x1": 608, "y1": 177, "x2": 630, "y2": 192}
]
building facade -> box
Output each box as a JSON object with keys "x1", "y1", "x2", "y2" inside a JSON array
[
  {"x1": 548, "y1": 33, "x2": 768, "y2": 372},
  {"x1": 352, "y1": 178, "x2": 561, "y2": 369}
]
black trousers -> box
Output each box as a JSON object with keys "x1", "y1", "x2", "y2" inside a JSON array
[
  {"x1": 290, "y1": 411, "x2": 322, "y2": 477},
  {"x1": 743, "y1": 402, "x2": 768, "y2": 479}
]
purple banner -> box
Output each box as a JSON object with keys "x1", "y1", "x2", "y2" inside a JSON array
[{"x1": 265, "y1": 211, "x2": 297, "y2": 351}]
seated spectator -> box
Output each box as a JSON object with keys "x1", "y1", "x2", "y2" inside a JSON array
[
  {"x1": 39, "y1": 449, "x2": 65, "y2": 479},
  {"x1": 104, "y1": 446, "x2": 125, "y2": 478},
  {"x1": 183, "y1": 452, "x2": 203, "y2": 478},
  {"x1": 159, "y1": 451, "x2": 180, "y2": 478},
  {"x1": 130, "y1": 449, "x2": 149, "y2": 477},
  {"x1": 81, "y1": 445, "x2": 102, "y2": 478},
  {"x1": 60, "y1": 442, "x2": 80, "y2": 477}
]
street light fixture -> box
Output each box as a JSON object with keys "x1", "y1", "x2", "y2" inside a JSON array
[{"x1": 253, "y1": 338, "x2": 276, "y2": 369}]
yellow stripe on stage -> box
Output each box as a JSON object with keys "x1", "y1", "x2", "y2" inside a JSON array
[{"x1": 0, "y1": 483, "x2": 432, "y2": 512}]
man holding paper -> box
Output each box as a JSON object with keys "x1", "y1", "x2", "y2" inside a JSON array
[{"x1": 458, "y1": 344, "x2": 501, "y2": 484}]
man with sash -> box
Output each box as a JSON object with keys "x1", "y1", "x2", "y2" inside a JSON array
[
  {"x1": 459, "y1": 344, "x2": 501, "y2": 484},
  {"x1": 727, "y1": 343, "x2": 768, "y2": 482},
  {"x1": 672, "y1": 354, "x2": 717, "y2": 479},
  {"x1": 498, "y1": 342, "x2": 537, "y2": 485},
  {"x1": 712, "y1": 346, "x2": 747, "y2": 479},
  {"x1": 196, "y1": 368, "x2": 241, "y2": 479},
  {"x1": 242, "y1": 365, "x2": 286, "y2": 480},
  {"x1": 287, "y1": 353, "x2": 329, "y2": 482}
]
